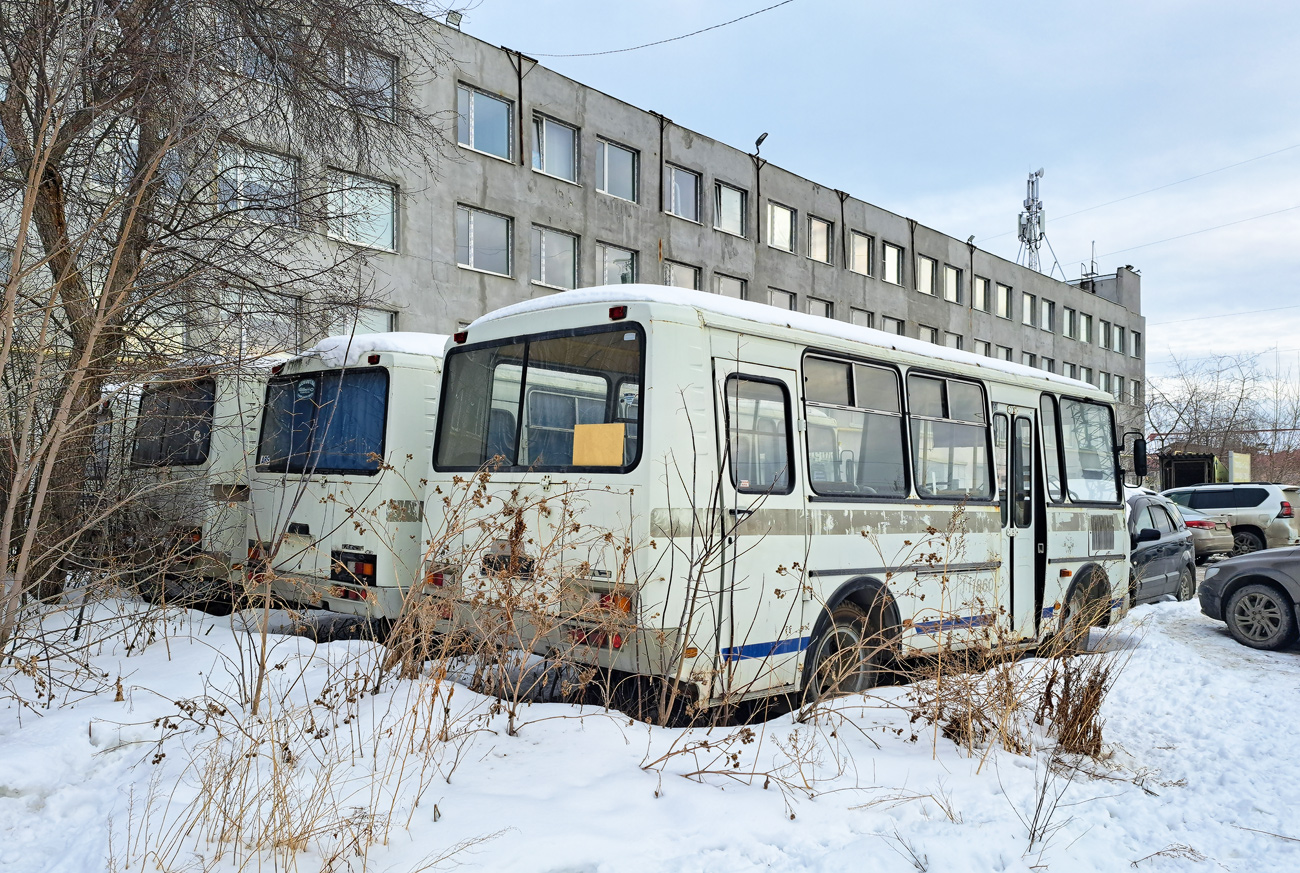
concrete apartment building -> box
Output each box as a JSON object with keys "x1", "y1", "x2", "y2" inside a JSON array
[{"x1": 338, "y1": 19, "x2": 1146, "y2": 429}]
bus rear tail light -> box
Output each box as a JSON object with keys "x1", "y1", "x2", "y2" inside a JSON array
[
  {"x1": 423, "y1": 563, "x2": 456, "y2": 590},
  {"x1": 598, "y1": 593, "x2": 632, "y2": 614},
  {"x1": 608, "y1": 305, "x2": 627, "y2": 321},
  {"x1": 453, "y1": 331, "x2": 468, "y2": 344},
  {"x1": 367, "y1": 354, "x2": 381, "y2": 365},
  {"x1": 330, "y1": 550, "x2": 377, "y2": 587},
  {"x1": 1280, "y1": 501, "x2": 1294, "y2": 519},
  {"x1": 568, "y1": 627, "x2": 624, "y2": 649}
]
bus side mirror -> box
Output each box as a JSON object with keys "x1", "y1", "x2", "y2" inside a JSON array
[{"x1": 1133, "y1": 437, "x2": 1148, "y2": 478}]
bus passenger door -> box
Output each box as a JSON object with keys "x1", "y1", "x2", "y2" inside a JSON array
[
  {"x1": 712, "y1": 359, "x2": 808, "y2": 699},
  {"x1": 995, "y1": 408, "x2": 1040, "y2": 639}
]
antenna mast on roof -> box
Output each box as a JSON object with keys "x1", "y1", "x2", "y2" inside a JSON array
[{"x1": 1017, "y1": 168, "x2": 1046, "y2": 272}]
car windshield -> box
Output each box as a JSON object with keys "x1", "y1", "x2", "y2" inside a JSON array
[
  {"x1": 257, "y1": 369, "x2": 389, "y2": 474},
  {"x1": 435, "y1": 324, "x2": 644, "y2": 472},
  {"x1": 1059, "y1": 398, "x2": 1119, "y2": 503}
]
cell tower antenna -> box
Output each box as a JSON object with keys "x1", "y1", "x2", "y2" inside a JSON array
[{"x1": 1017, "y1": 168, "x2": 1046, "y2": 272}]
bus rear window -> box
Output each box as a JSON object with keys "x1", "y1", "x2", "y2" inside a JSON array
[
  {"x1": 131, "y1": 378, "x2": 216, "y2": 467},
  {"x1": 435, "y1": 325, "x2": 644, "y2": 472},
  {"x1": 257, "y1": 369, "x2": 388, "y2": 475}
]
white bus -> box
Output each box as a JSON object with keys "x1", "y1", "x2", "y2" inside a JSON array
[
  {"x1": 427, "y1": 287, "x2": 1139, "y2": 707},
  {"x1": 247, "y1": 333, "x2": 447, "y2": 618},
  {"x1": 122, "y1": 364, "x2": 279, "y2": 606}
]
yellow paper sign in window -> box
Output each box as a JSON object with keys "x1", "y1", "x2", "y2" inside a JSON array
[{"x1": 573, "y1": 423, "x2": 625, "y2": 467}]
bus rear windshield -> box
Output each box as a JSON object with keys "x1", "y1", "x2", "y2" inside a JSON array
[
  {"x1": 257, "y1": 369, "x2": 388, "y2": 474},
  {"x1": 131, "y1": 379, "x2": 216, "y2": 467},
  {"x1": 435, "y1": 325, "x2": 643, "y2": 472},
  {"x1": 1059, "y1": 398, "x2": 1119, "y2": 503}
]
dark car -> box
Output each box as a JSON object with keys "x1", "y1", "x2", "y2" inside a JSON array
[
  {"x1": 1199, "y1": 548, "x2": 1300, "y2": 650},
  {"x1": 1127, "y1": 490, "x2": 1196, "y2": 604}
]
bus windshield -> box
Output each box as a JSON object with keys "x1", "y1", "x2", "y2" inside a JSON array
[
  {"x1": 257, "y1": 369, "x2": 388, "y2": 475},
  {"x1": 435, "y1": 325, "x2": 644, "y2": 471},
  {"x1": 1059, "y1": 398, "x2": 1119, "y2": 503},
  {"x1": 131, "y1": 378, "x2": 216, "y2": 467}
]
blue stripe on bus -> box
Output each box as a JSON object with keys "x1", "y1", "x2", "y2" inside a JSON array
[
  {"x1": 721, "y1": 636, "x2": 810, "y2": 662},
  {"x1": 912, "y1": 614, "x2": 994, "y2": 635},
  {"x1": 1041, "y1": 606, "x2": 1056, "y2": 618}
]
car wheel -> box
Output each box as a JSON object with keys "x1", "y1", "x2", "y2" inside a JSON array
[
  {"x1": 1231, "y1": 529, "x2": 1265, "y2": 556},
  {"x1": 1224, "y1": 583, "x2": 1298, "y2": 650},
  {"x1": 803, "y1": 602, "x2": 884, "y2": 703},
  {"x1": 1175, "y1": 566, "x2": 1196, "y2": 602}
]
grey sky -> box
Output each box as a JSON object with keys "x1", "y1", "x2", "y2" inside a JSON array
[{"x1": 457, "y1": 0, "x2": 1300, "y2": 376}]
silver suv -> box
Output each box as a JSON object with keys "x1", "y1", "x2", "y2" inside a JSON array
[{"x1": 1162, "y1": 483, "x2": 1300, "y2": 555}]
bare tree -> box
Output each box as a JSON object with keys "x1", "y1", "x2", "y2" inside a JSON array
[{"x1": 0, "y1": 0, "x2": 458, "y2": 647}]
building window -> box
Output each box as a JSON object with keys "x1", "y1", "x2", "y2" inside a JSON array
[
  {"x1": 338, "y1": 48, "x2": 397, "y2": 121},
  {"x1": 1131, "y1": 330, "x2": 1142, "y2": 358},
  {"x1": 973, "y1": 276, "x2": 989, "y2": 311},
  {"x1": 1080, "y1": 366, "x2": 1094, "y2": 385},
  {"x1": 916, "y1": 255, "x2": 936, "y2": 295},
  {"x1": 217, "y1": 145, "x2": 299, "y2": 225},
  {"x1": 1080, "y1": 314, "x2": 1093, "y2": 344},
  {"x1": 715, "y1": 182, "x2": 746, "y2": 236},
  {"x1": 1022, "y1": 352, "x2": 1036, "y2": 367},
  {"x1": 1099, "y1": 372, "x2": 1111, "y2": 392},
  {"x1": 974, "y1": 339, "x2": 991, "y2": 357},
  {"x1": 1113, "y1": 375, "x2": 1126, "y2": 403},
  {"x1": 768, "y1": 202, "x2": 795, "y2": 252},
  {"x1": 1063, "y1": 362, "x2": 1077, "y2": 379},
  {"x1": 598, "y1": 243, "x2": 636, "y2": 284},
  {"x1": 883, "y1": 242, "x2": 904, "y2": 285},
  {"x1": 1022, "y1": 292, "x2": 1036, "y2": 326},
  {"x1": 850, "y1": 232, "x2": 873, "y2": 275},
  {"x1": 996, "y1": 283, "x2": 1012, "y2": 319},
  {"x1": 531, "y1": 225, "x2": 578, "y2": 290},
  {"x1": 663, "y1": 260, "x2": 700, "y2": 289},
  {"x1": 850, "y1": 307, "x2": 873, "y2": 328},
  {"x1": 882, "y1": 316, "x2": 904, "y2": 335},
  {"x1": 456, "y1": 84, "x2": 511, "y2": 160},
  {"x1": 596, "y1": 139, "x2": 638, "y2": 202},
  {"x1": 808, "y1": 216, "x2": 833, "y2": 263},
  {"x1": 1040, "y1": 299, "x2": 1055, "y2": 332},
  {"x1": 666, "y1": 165, "x2": 700, "y2": 222},
  {"x1": 997, "y1": 345, "x2": 1013, "y2": 362},
  {"x1": 716, "y1": 273, "x2": 746, "y2": 298},
  {"x1": 1099, "y1": 320, "x2": 1111, "y2": 349},
  {"x1": 807, "y1": 297, "x2": 832, "y2": 318},
  {"x1": 943, "y1": 265, "x2": 961, "y2": 303},
  {"x1": 768, "y1": 288, "x2": 796, "y2": 310},
  {"x1": 919, "y1": 325, "x2": 939, "y2": 344},
  {"x1": 1132, "y1": 380, "x2": 1143, "y2": 406},
  {"x1": 1041, "y1": 357, "x2": 1055, "y2": 373},
  {"x1": 455, "y1": 205, "x2": 511, "y2": 276},
  {"x1": 944, "y1": 332, "x2": 962, "y2": 350},
  {"x1": 327, "y1": 171, "x2": 396, "y2": 250},
  {"x1": 1112, "y1": 324, "x2": 1126, "y2": 355},
  {"x1": 532, "y1": 115, "x2": 578, "y2": 182},
  {"x1": 1062, "y1": 307, "x2": 1076, "y2": 338}
]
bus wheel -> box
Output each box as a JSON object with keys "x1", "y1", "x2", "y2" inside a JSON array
[
  {"x1": 803, "y1": 602, "x2": 884, "y2": 704},
  {"x1": 1051, "y1": 567, "x2": 1109, "y2": 656}
]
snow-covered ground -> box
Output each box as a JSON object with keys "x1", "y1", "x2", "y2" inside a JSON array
[{"x1": 1, "y1": 596, "x2": 1297, "y2": 873}]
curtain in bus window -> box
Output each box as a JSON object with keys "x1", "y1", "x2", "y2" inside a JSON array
[
  {"x1": 258, "y1": 377, "x2": 317, "y2": 472},
  {"x1": 131, "y1": 379, "x2": 216, "y2": 467},
  {"x1": 910, "y1": 419, "x2": 991, "y2": 500},
  {"x1": 312, "y1": 370, "x2": 387, "y2": 472},
  {"x1": 726, "y1": 377, "x2": 791, "y2": 493},
  {"x1": 1059, "y1": 398, "x2": 1119, "y2": 503}
]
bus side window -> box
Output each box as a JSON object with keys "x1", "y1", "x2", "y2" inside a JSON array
[
  {"x1": 726, "y1": 376, "x2": 793, "y2": 494},
  {"x1": 994, "y1": 413, "x2": 1009, "y2": 526},
  {"x1": 1039, "y1": 395, "x2": 1065, "y2": 503},
  {"x1": 907, "y1": 374, "x2": 992, "y2": 501},
  {"x1": 802, "y1": 355, "x2": 906, "y2": 498}
]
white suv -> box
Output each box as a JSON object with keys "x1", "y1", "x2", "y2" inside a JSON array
[{"x1": 1162, "y1": 483, "x2": 1300, "y2": 555}]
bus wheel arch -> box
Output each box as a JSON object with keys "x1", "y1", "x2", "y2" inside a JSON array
[
  {"x1": 1051, "y1": 562, "x2": 1112, "y2": 654},
  {"x1": 801, "y1": 576, "x2": 901, "y2": 702}
]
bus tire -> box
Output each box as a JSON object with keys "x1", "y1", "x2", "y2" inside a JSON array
[
  {"x1": 1049, "y1": 564, "x2": 1110, "y2": 655},
  {"x1": 801, "y1": 601, "x2": 885, "y2": 704}
]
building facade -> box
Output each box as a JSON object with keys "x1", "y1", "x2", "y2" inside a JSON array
[{"x1": 333, "y1": 20, "x2": 1146, "y2": 430}]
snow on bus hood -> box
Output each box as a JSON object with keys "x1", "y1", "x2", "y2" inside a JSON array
[
  {"x1": 468, "y1": 285, "x2": 1095, "y2": 391},
  {"x1": 302, "y1": 333, "x2": 451, "y2": 367}
]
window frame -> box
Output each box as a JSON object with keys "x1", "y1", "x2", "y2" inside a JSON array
[
  {"x1": 807, "y1": 297, "x2": 833, "y2": 318},
  {"x1": 881, "y1": 316, "x2": 905, "y2": 335},
  {"x1": 595, "y1": 138, "x2": 639, "y2": 202},
  {"x1": 996, "y1": 283, "x2": 1012, "y2": 319},
  {"x1": 255, "y1": 368, "x2": 391, "y2": 476},
  {"x1": 662, "y1": 259, "x2": 700, "y2": 290},
  {"x1": 665, "y1": 164, "x2": 702, "y2": 223},
  {"x1": 849, "y1": 231, "x2": 873, "y2": 276},
  {"x1": 916, "y1": 255, "x2": 937, "y2": 295},
  {"x1": 714, "y1": 181, "x2": 748, "y2": 237},
  {"x1": 530, "y1": 223, "x2": 579, "y2": 290},
  {"x1": 531, "y1": 113, "x2": 579, "y2": 183},
  {"x1": 1040, "y1": 299, "x2": 1055, "y2": 333},
  {"x1": 326, "y1": 169, "x2": 398, "y2": 252},
  {"x1": 883, "y1": 242, "x2": 904, "y2": 285},
  {"x1": 904, "y1": 369, "x2": 995, "y2": 504},
  {"x1": 597, "y1": 242, "x2": 637, "y2": 285},
  {"x1": 723, "y1": 373, "x2": 796, "y2": 495},
  {"x1": 767, "y1": 201, "x2": 796, "y2": 252},
  {"x1": 807, "y1": 215, "x2": 833, "y2": 264},
  {"x1": 973, "y1": 276, "x2": 989, "y2": 312},
  {"x1": 1022, "y1": 291, "x2": 1037, "y2": 327},
  {"x1": 801, "y1": 351, "x2": 910, "y2": 501},
  {"x1": 455, "y1": 204, "x2": 513, "y2": 277},
  {"x1": 715, "y1": 273, "x2": 746, "y2": 299},
  {"x1": 1056, "y1": 395, "x2": 1121, "y2": 506},
  {"x1": 456, "y1": 83, "x2": 513, "y2": 161},
  {"x1": 943, "y1": 264, "x2": 961, "y2": 303}
]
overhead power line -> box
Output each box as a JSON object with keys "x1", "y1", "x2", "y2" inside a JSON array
[
  {"x1": 524, "y1": 0, "x2": 798, "y2": 58},
  {"x1": 1150, "y1": 302, "x2": 1300, "y2": 327},
  {"x1": 977, "y1": 141, "x2": 1300, "y2": 243},
  {"x1": 1073, "y1": 202, "x2": 1300, "y2": 264}
]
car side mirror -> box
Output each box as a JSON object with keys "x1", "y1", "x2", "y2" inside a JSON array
[{"x1": 1134, "y1": 527, "x2": 1160, "y2": 544}]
